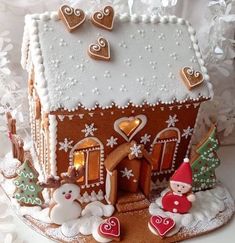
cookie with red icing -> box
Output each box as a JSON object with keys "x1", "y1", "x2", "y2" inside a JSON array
[
  {"x1": 98, "y1": 217, "x2": 120, "y2": 241},
  {"x1": 162, "y1": 158, "x2": 196, "y2": 214}
]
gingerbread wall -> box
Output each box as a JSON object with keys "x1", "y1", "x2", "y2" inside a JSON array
[{"x1": 48, "y1": 101, "x2": 203, "y2": 196}]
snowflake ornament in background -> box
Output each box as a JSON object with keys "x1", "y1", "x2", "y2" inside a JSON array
[
  {"x1": 0, "y1": 30, "x2": 29, "y2": 140},
  {"x1": 194, "y1": 0, "x2": 235, "y2": 144},
  {"x1": 0, "y1": 188, "x2": 24, "y2": 243}
]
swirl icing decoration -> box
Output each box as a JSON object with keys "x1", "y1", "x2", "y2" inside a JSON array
[
  {"x1": 180, "y1": 66, "x2": 204, "y2": 90},
  {"x1": 148, "y1": 215, "x2": 176, "y2": 238},
  {"x1": 13, "y1": 160, "x2": 44, "y2": 206},
  {"x1": 98, "y1": 217, "x2": 120, "y2": 241},
  {"x1": 59, "y1": 4, "x2": 86, "y2": 32},
  {"x1": 91, "y1": 6, "x2": 115, "y2": 31},
  {"x1": 88, "y1": 37, "x2": 111, "y2": 61}
]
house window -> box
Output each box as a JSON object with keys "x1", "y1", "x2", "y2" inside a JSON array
[
  {"x1": 70, "y1": 138, "x2": 103, "y2": 186},
  {"x1": 151, "y1": 128, "x2": 180, "y2": 174}
]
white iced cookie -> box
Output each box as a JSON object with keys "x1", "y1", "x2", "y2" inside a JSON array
[{"x1": 50, "y1": 183, "x2": 81, "y2": 225}]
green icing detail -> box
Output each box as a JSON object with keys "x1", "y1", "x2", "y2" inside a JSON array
[
  {"x1": 13, "y1": 160, "x2": 44, "y2": 206},
  {"x1": 192, "y1": 125, "x2": 220, "y2": 192}
]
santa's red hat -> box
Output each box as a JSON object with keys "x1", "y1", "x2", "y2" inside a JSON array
[{"x1": 171, "y1": 158, "x2": 192, "y2": 185}]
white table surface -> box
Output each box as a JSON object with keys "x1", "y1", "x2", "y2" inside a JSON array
[{"x1": 1, "y1": 146, "x2": 234, "y2": 243}]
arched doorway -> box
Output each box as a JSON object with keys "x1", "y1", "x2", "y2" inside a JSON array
[{"x1": 150, "y1": 128, "x2": 180, "y2": 175}]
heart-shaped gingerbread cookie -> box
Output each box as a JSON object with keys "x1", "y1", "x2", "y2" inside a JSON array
[
  {"x1": 59, "y1": 5, "x2": 86, "y2": 32},
  {"x1": 92, "y1": 6, "x2": 115, "y2": 31},
  {"x1": 148, "y1": 215, "x2": 175, "y2": 238},
  {"x1": 98, "y1": 217, "x2": 120, "y2": 241},
  {"x1": 180, "y1": 67, "x2": 204, "y2": 90},
  {"x1": 88, "y1": 37, "x2": 110, "y2": 61}
]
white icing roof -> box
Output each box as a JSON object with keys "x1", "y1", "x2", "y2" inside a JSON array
[{"x1": 22, "y1": 12, "x2": 213, "y2": 112}]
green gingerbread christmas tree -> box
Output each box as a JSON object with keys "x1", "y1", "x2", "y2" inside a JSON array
[
  {"x1": 191, "y1": 124, "x2": 220, "y2": 191},
  {"x1": 14, "y1": 160, "x2": 44, "y2": 206}
]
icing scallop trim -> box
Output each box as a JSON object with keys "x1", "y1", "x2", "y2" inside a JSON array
[{"x1": 22, "y1": 12, "x2": 213, "y2": 113}]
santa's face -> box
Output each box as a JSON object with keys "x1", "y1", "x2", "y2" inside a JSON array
[{"x1": 170, "y1": 181, "x2": 191, "y2": 194}]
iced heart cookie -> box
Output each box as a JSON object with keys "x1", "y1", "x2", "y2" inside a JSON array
[
  {"x1": 91, "y1": 6, "x2": 115, "y2": 31},
  {"x1": 88, "y1": 37, "x2": 110, "y2": 61},
  {"x1": 98, "y1": 217, "x2": 120, "y2": 241},
  {"x1": 180, "y1": 67, "x2": 204, "y2": 90},
  {"x1": 148, "y1": 215, "x2": 175, "y2": 238},
  {"x1": 59, "y1": 5, "x2": 86, "y2": 32}
]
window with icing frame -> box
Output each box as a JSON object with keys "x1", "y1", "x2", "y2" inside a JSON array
[
  {"x1": 151, "y1": 128, "x2": 181, "y2": 174},
  {"x1": 71, "y1": 137, "x2": 103, "y2": 185}
]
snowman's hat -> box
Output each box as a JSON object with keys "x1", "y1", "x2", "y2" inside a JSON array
[{"x1": 171, "y1": 158, "x2": 192, "y2": 185}]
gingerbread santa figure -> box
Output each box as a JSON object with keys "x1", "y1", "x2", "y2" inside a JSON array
[{"x1": 162, "y1": 158, "x2": 196, "y2": 214}]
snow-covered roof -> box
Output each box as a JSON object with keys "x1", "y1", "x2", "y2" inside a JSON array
[{"x1": 21, "y1": 12, "x2": 213, "y2": 113}]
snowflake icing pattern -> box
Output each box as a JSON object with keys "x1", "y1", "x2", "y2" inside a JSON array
[
  {"x1": 182, "y1": 126, "x2": 194, "y2": 139},
  {"x1": 120, "y1": 167, "x2": 134, "y2": 180},
  {"x1": 59, "y1": 138, "x2": 73, "y2": 152},
  {"x1": 106, "y1": 136, "x2": 118, "y2": 148},
  {"x1": 140, "y1": 134, "x2": 151, "y2": 145},
  {"x1": 130, "y1": 144, "x2": 142, "y2": 157},
  {"x1": 165, "y1": 114, "x2": 179, "y2": 127},
  {"x1": 82, "y1": 123, "x2": 97, "y2": 137}
]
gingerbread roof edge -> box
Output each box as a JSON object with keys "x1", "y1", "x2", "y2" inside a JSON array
[{"x1": 21, "y1": 11, "x2": 213, "y2": 113}]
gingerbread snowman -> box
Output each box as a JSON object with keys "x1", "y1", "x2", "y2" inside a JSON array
[
  {"x1": 39, "y1": 166, "x2": 85, "y2": 225},
  {"x1": 162, "y1": 158, "x2": 195, "y2": 214}
]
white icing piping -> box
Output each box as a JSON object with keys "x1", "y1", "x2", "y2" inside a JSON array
[
  {"x1": 150, "y1": 127, "x2": 181, "y2": 176},
  {"x1": 69, "y1": 136, "x2": 105, "y2": 189},
  {"x1": 79, "y1": 189, "x2": 104, "y2": 204},
  {"x1": 185, "y1": 102, "x2": 202, "y2": 158},
  {"x1": 48, "y1": 115, "x2": 57, "y2": 176},
  {"x1": 22, "y1": 12, "x2": 213, "y2": 112}
]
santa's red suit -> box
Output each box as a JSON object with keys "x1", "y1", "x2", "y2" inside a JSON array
[{"x1": 162, "y1": 158, "x2": 195, "y2": 214}]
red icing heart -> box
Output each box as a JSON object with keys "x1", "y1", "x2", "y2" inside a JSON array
[
  {"x1": 99, "y1": 217, "x2": 120, "y2": 239},
  {"x1": 150, "y1": 215, "x2": 175, "y2": 238}
]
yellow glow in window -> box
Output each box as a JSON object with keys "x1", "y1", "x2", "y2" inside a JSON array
[{"x1": 73, "y1": 151, "x2": 85, "y2": 169}]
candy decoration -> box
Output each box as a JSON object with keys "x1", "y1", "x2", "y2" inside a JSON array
[
  {"x1": 59, "y1": 5, "x2": 86, "y2": 32},
  {"x1": 162, "y1": 158, "x2": 195, "y2": 214},
  {"x1": 88, "y1": 37, "x2": 111, "y2": 61},
  {"x1": 91, "y1": 6, "x2": 115, "y2": 31},
  {"x1": 148, "y1": 215, "x2": 175, "y2": 238},
  {"x1": 180, "y1": 67, "x2": 204, "y2": 90},
  {"x1": 191, "y1": 124, "x2": 220, "y2": 191},
  {"x1": 13, "y1": 160, "x2": 44, "y2": 206},
  {"x1": 98, "y1": 217, "x2": 120, "y2": 241}
]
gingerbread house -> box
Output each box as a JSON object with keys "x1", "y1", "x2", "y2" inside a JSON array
[{"x1": 21, "y1": 11, "x2": 212, "y2": 206}]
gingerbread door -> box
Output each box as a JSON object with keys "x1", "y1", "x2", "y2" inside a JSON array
[{"x1": 117, "y1": 158, "x2": 141, "y2": 193}]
